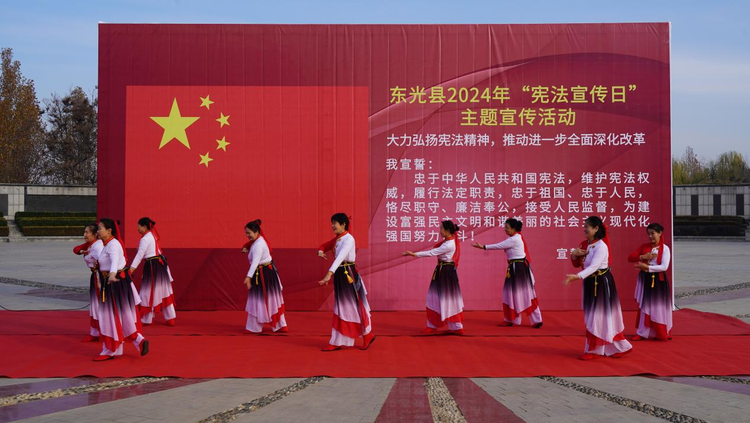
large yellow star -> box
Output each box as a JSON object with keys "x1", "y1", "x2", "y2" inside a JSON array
[
  {"x1": 150, "y1": 99, "x2": 199, "y2": 149},
  {"x1": 199, "y1": 152, "x2": 213, "y2": 167},
  {"x1": 199, "y1": 95, "x2": 214, "y2": 110},
  {"x1": 216, "y1": 136, "x2": 230, "y2": 152},
  {"x1": 216, "y1": 113, "x2": 230, "y2": 128}
]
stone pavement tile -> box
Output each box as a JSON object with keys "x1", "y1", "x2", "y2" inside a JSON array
[
  {"x1": 677, "y1": 287, "x2": 750, "y2": 307},
  {"x1": 233, "y1": 378, "x2": 396, "y2": 423},
  {"x1": 0, "y1": 283, "x2": 88, "y2": 311},
  {"x1": 472, "y1": 377, "x2": 664, "y2": 423},
  {"x1": 374, "y1": 378, "x2": 432, "y2": 423},
  {"x1": 0, "y1": 240, "x2": 84, "y2": 287},
  {"x1": 567, "y1": 376, "x2": 750, "y2": 423},
  {"x1": 0, "y1": 378, "x2": 60, "y2": 387},
  {"x1": 673, "y1": 241, "x2": 750, "y2": 288},
  {"x1": 682, "y1": 297, "x2": 750, "y2": 317},
  {"x1": 16, "y1": 378, "x2": 301, "y2": 423}
]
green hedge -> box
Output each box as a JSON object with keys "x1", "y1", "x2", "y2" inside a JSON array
[
  {"x1": 12, "y1": 212, "x2": 95, "y2": 236},
  {"x1": 20, "y1": 226, "x2": 87, "y2": 236},
  {"x1": 675, "y1": 216, "x2": 747, "y2": 237},
  {"x1": 675, "y1": 216, "x2": 745, "y2": 224},
  {"x1": 0, "y1": 216, "x2": 7, "y2": 227},
  {"x1": 14, "y1": 212, "x2": 96, "y2": 219},
  {"x1": 16, "y1": 217, "x2": 96, "y2": 230}
]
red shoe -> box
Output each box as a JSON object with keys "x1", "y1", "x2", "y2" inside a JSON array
[
  {"x1": 498, "y1": 321, "x2": 513, "y2": 327},
  {"x1": 532, "y1": 322, "x2": 543, "y2": 329},
  {"x1": 93, "y1": 355, "x2": 114, "y2": 362},
  {"x1": 81, "y1": 335, "x2": 99, "y2": 342},
  {"x1": 422, "y1": 327, "x2": 437, "y2": 334},
  {"x1": 361, "y1": 333, "x2": 376, "y2": 350},
  {"x1": 449, "y1": 329, "x2": 465, "y2": 336},
  {"x1": 243, "y1": 329, "x2": 261, "y2": 335},
  {"x1": 165, "y1": 319, "x2": 176, "y2": 327},
  {"x1": 578, "y1": 353, "x2": 598, "y2": 360},
  {"x1": 275, "y1": 326, "x2": 289, "y2": 333},
  {"x1": 611, "y1": 350, "x2": 632, "y2": 359},
  {"x1": 321, "y1": 344, "x2": 341, "y2": 352},
  {"x1": 631, "y1": 335, "x2": 645, "y2": 341}
]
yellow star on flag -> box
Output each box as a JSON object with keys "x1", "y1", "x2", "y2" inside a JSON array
[
  {"x1": 199, "y1": 152, "x2": 214, "y2": 167},
  {"x1": 216, "y1": 136, "x2": 230, "y2": 152},
  {"x1": 199, "y1": 95, "x2": 215, "y2": 110},
  {"x1": 150, "y1": 99, "x2": 199, "y2": 149},
  {"x1": 216, "y1": 113, "x2": 230, "y2": 128}
]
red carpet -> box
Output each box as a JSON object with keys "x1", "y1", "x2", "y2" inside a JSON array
[{"x1": 1, "y1": 309, "x2": 749, "y2": 378}]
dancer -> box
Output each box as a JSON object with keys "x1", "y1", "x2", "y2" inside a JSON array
[
  {"x1": 128, "y1": 217, "x2": 176, "y2": 326},
  {"x1": 74, "y1": 224, "x2": 104, "y2": 342},
  {"x1": 472, "y1": 218, "x2": 542, "y2": 328},
  {"x1": 563, "y1": 216, "x2": 632, "y2": 360},
  {"x1": 317, "y1": 213, "x2": 375, "y2": 351},
  {"x1": 94, "y1": 218, "x2": 149, "y2": 361},
  {"x1": 242, "y1": 219, "x2": 288, "y2": 334},
  {"x1": 404, "y1": 220, "x2": 465, "y2": 335},
  {"x1": 627, "y1": 222, "x2": 672, "y2": 341}
]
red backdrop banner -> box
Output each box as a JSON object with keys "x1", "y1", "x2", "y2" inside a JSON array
[{"x1": 99, "y1": 23, "x2": 672, "y2": 311}]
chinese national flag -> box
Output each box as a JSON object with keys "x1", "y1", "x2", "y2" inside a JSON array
[{"x1": 124, "y1": 86, "x2": 369, "y2": 250}]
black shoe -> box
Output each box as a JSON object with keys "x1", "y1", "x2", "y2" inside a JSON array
[
  {"x1": 140, "y1": 340, "x2": 150, "y2": 356},
  {"x1": 532, "y1": 322, "x2": 543, "y2": 329}
]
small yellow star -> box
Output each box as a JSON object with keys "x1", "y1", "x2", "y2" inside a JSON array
[
  {"x1": 199, "y1": 152, "x2": 213, "y2": 167},
  {"x1": 216, "y1": 136, "x2": 230, "y2": 152},
  {"x1": 216, "y1": 113, "x2": 230, "y2": 128},
  {"x1": 199, "y1": 95, "x2": 214, "y2": 110}
]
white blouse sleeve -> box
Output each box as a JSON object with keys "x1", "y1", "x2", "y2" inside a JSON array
[
  {"x1": 328, "y1": 236, "x2": 355, "y2": 273},
  {"x1": 576, "y1": 243, "x2": 608, "y2": 280},
  {"x1": 108, "y1": 242, "x2": 124, "y2": 274},
  {"x1": 484, "y1": 236, "x2": 516, "y2": 251},
  {"x1": 649, "y1": 245, "x2": 671, "y2": 273},
  {"x1": 89, "y1": 241, "x2": 104, "y2": 262},
  {"x1": 247, "y1": 241, "x2": 265, "y2": 278},
  {"x1": 415, "y1": 242, "x2": 453, "y2": 258},
  {"x1": 130, "y1": 234, "x2": 151, "y2": 270}
]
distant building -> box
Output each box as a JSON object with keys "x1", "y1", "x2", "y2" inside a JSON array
[
  {"x1": 0, "y1": 184, "x2": 96, "y2": 218},
  {"x1": 673, "y1": 184, "x2": 750, "y2": 219}
]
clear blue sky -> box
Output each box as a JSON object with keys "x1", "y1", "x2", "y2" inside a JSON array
[{"x1": 2, "y1": 0, "x2": 748, "y2": 161}]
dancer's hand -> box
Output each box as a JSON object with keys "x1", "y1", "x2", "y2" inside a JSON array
[
  {"x1": 241, "y1": 247, "x2": 249, "y2": 254},
  {"x1": 571, "y1": 248, "x2": 588, "y2": 258},
  {"x1": 318, "y1": 250, "x2": 328, "y2": 260},
  {"x1": 403, "y1": 251, "x2": 417, "y2": 257},
  {"x1": 128, "y1": 268, "x2": 134, "y2": 275},
  {"x1": 319, "y1": 271, "x2": 333, "y2": 285},
  {"x1": 471, "y1": 242, "x2": 484, "y2": 249},
  {"x1": 635, "y1": 263, "x2": 650, "y2": 271},
  {"x1": 244, "y1": 277, "x2": 252, "y2": 289},
  {"x1": 108, "y1": 274, "x2": 118, "y2": 284},
  {"x1": 641, "y1": 252, "x2": 657, "y2": 261},
  {"x1": 563, "y1": 274, "x2": 580, "y2": 285}
]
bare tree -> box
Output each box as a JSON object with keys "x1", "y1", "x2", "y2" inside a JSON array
[
  {"x1": 0, "y1": 48, "x2": 45, "y2": 183},
  {"x1": 42, "y1": 86, "x2": 97, "y2": 185}
]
